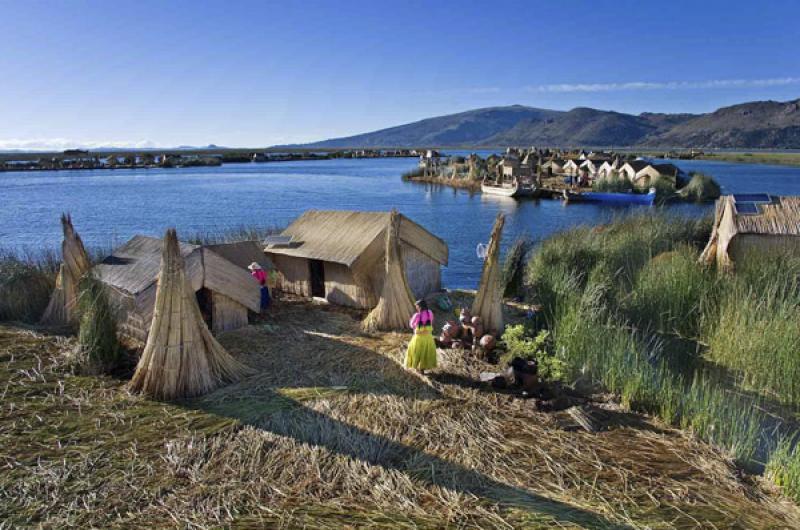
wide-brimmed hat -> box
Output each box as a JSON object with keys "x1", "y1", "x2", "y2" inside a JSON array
[{"x1": 247, "y1": 262, "x2": 262, "y2": 271}]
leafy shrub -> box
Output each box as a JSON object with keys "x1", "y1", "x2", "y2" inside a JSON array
[{"x1": 500, "y1": 325, "x2": 565, "y2": 381}]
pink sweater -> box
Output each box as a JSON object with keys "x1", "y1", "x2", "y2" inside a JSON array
[
  {"x1": 251, "y1": 269, "x2": 267, "y2": 285},
  {"x1": 409, "y1": 310, "x2": 434, "y2": 329}
]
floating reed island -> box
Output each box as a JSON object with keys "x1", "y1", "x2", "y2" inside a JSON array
[
  {"x1": 405, "y1": 147, "x2": 722, "y2": 203},
  {"x1": 4, "y1": 207, "x2": 800, "y2": 526}
]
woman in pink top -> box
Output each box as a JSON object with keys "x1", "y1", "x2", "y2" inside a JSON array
[
  {"x1": 405, "y1": 299, "x2": 437, "y2": 372},
  {"x1": 248, "y1": 262, "x2": 270, "y2": 310}
]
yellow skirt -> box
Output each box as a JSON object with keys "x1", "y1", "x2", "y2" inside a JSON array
[{"x1": 405, "y1": 325, "x2": 437, "y2": 370}]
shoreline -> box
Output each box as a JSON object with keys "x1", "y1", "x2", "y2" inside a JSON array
[{"x1": 0, "y1": 151, "x2": 417, "y2": 173}]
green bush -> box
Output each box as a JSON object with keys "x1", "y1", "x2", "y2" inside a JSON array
[
  {"x1": 500, "y1": 325, "x2": 565, "y2": 381},
  {"x1": 678, "y1": 172, "x2": 721, "y2": 202}
]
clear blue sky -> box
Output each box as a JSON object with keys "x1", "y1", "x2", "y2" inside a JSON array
[{"x1": 1, "y1": 0, "x2": 798, "y2": 149}]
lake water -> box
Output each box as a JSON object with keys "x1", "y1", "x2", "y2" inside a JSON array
[{"x1": 2, "y1": 157, "x2": 800, "y2": 289}]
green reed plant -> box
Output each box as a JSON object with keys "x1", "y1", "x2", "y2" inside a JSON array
[
  {"x1": 626, "y1": 245, "x2": 718, "y2": 338},
  {"x1": 0, "y1": 251, "x2": 57, "y2": 322},
  {"x1": 502, "y1": 236, "x2": 532, "y2": 298},
  {"x1": 74, "y1": 275, "x2": 123, "y2": 374},
  {"x1": 767, "y1": 435, "x2": 800, "y2": 503}
]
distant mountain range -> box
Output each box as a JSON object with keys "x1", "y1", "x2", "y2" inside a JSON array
[{"x1": 299, "y1": 98, "x2": 800, "y2": 149}]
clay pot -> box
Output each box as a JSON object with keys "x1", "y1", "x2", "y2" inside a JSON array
[{"x1": 479, "y1": 334, "x2": 496, "y2": 352}]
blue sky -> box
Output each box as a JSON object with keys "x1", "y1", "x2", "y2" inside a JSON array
[{"x1": 1, "y1": 0, "x2": 798, "y2": 149}]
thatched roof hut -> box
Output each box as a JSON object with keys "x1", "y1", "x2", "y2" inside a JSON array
[
  {"x1": 94, "y1": 236, "x2": 270, "y2": 348},
  {"x1": 41, "y1": 214, "x2": 91, "y2": 326},
  {"x1": 129, "y1": 229, "x2": 249, "y2": 400},
  {"x1": 362, "y1": 210, "x2": 416, "y2": 332},
  {"x1": 472, "y1": 214, "x2": 505, "y2": 334},
  {"x1": 700, "y1": 194, "x2": 800, "y2": 269},
  {"x1": 264, "y1": 210, "x2": 448, "y2": 309}
]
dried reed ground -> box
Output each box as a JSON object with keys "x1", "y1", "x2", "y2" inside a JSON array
[{"x1": 2, "y1": 299, "x2": 800, "y2": 528}]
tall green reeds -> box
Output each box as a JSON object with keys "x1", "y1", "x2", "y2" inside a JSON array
[
  {"x1": 524, "y1": 213, "x2": 794, "y2": 470},
  {"x1": 705, "y1": 252, "x2": 800, "y2": 407},
  {"x1": 502, "y1": 236, "x2": 532, "y2": 298},
  {"x1": 74, "y1": 275, "x2": 123, "y2": 374},
  {"x1": 0, "y1": 250, "x2": 58, "y2": 322}
]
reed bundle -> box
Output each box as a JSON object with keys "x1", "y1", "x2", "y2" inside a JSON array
[
  {"x1": 362, "y1": 209, "x2": 415, "y2": 332},
  {"x1": 41, "y1": 214, "x2": 91, "y2": 326},
  {"x1": 129, "y1": 229, "x2": 249, "y2": 399},
  {"x1": 472, "y1": 213, "x2": 505, "y2": 334}
]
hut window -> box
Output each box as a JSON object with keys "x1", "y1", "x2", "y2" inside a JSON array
[
  {"x1": 309, "y1": 260, "x2": 325, "y2": 298},
  {"x1": 195, "y1": 288, "x2": 213, "y2": 329}
]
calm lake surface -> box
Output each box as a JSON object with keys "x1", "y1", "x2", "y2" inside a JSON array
[{"x1": 3, "y1": 157, "x2": 800, "y2": 289}]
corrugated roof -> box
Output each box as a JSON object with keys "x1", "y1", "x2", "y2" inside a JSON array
[
  {"x1": 264, "y1": 210, "x2": 448, "y2": 267},
  {"x1": 731, "y1": 195, "x2": 800, "y2": 235}
]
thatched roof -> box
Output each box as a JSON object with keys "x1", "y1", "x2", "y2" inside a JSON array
[
  {"x1": 700, "y1": 195, "x2": 800, "y2": 269},
  {"x1": 205, "y1": 241, "x2": 273, "y2": 271},
  {"x1": 731, "y1": 195, "x2": 800, "y2": 235},
  {"x1": 94, "y1": 236, "x2": 260, "y2": 312},
  {"x1": 265, "y1": 210, "x2": 448, "y2": 267},
  {"x1": 623, "y1": 160, "x2": 650, "y2": 172}
]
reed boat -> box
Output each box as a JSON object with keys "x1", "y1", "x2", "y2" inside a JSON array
[
  {"x1": 481, "y1": 177, "x2": 540, "y2": 198},
  {"x1": 562, "y1": 188, "x2": 656, "y2": 206}
]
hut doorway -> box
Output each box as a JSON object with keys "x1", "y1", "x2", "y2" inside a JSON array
[
  {"x1": 195, "y1": 287, "x2": 213, "y2": 329},
  {"x1": 309, "y1": 259, "x2": 325, "y2": 298}
]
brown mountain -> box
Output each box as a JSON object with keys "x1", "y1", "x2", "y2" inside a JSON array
[{"x1": 300, "y1": 98, "x2": 800, "y2": 149}]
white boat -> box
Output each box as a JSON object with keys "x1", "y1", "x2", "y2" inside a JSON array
[{"x1": 481, "y1": 177, "x2": 539, "y2": 198}]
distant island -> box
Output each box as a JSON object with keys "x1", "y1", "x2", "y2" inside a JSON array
[{"x1": 297, "y1": 97, "x2": 800, "y2": 149}]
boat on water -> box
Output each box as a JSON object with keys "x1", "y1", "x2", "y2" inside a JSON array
[
  {"x1": 481, "y1": 176, "x2": 540, "y2": 198},
  {"x1": 562, "y1": 187, "x2": 657, "y2": 206}
]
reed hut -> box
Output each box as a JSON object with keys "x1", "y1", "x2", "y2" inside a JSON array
[
  {"x1": 41, "y1": 214, "x2": 91, "y2": 326},
  {"x1": 472, "y1": 213, "x2": 505, "y2": 334},
  {"x1": 264, "y1": 210, "x2": 448, "y2": 309},
  {"x1": 129, "y1": 229, "x2": 249, "y2": 400},
  {"x1": 700, "y1": 194, "x2": 800, "y2": 270},
  {"x1": 94, "y1": 236, "x2": 268, "y2": 348}
]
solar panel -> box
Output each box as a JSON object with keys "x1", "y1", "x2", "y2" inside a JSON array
[
  {"x1": 263, "y1": 235, "x2": 293, "y2": 247},
  {"x1": 735, "y1": 203, "x2": 760, "y2": 215},
  {"x1": 733, "y1": 193, "x2": 771, "y2": 203}
]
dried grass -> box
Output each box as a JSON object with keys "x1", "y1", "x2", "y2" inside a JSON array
[
  {"x1": 129, "y1": 229, "x2": 250, "y2": 399},
  {"x1": 2, "y1": 301, "x2": 800, "y2": 528},
  {"x1": 362, "y1": 210, "x2": 416, "y2": 332},
  {"x1": 472, "y1": 213, "x2": 505, "y2": 334},
  {"x1": 40, "y1": 214, "x2": 91, "y2": 326}
]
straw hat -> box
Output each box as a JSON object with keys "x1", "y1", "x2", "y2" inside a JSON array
[{"x1": 247, "y1": 262, "x2": 262, "y2": 271}]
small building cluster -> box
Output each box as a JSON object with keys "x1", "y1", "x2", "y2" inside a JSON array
[
  {"x1": 1, "y1": 151, "x2": 223, "y2": 171},
  {"x1": 495, "y1": 147, "x2": 685, "y2": 189}
]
